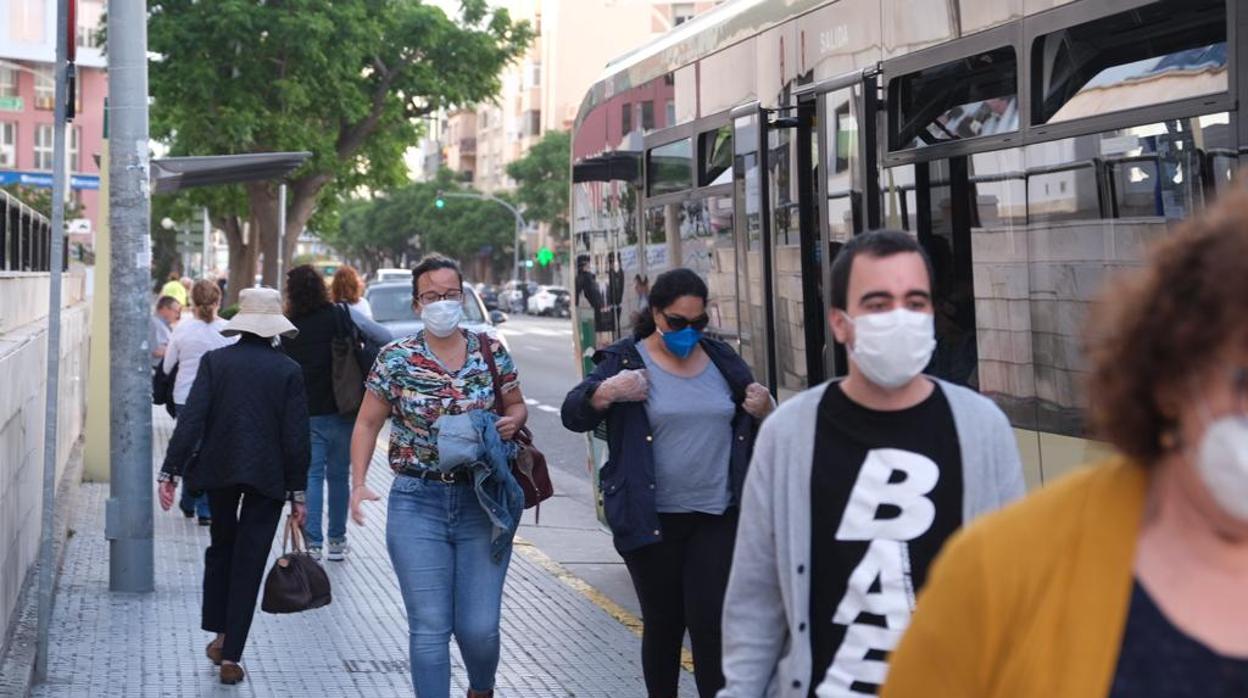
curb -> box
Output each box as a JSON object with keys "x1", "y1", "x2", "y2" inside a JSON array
[
  {"x1": 0, "y1": 438, "x2": 85, "y2": 698},
  {"x1": 512, "y1": 535, "x2": 696, "y2": 673}
]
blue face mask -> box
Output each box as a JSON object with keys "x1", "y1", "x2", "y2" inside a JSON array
[{"x1": 660, "y1": 326, "x2": 702, "y2": 359}]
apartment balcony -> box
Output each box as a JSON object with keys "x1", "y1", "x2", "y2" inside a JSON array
[{"x1": 460, "y1": 137, "x2": 477, "y2": 156}]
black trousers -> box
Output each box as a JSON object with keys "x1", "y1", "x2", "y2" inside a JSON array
[
  {"x1": 202, "y1": 485, "x2": 284, "y2": 662},
  {"x1": 621, "y1": 510, "x2": 738, "y2": 698}
]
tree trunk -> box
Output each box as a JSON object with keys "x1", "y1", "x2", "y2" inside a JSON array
[
  {"x1": 245, "y1": 175, "x2": 330, "y2": 286},
  {"x1": 221, "y1": 215, "x2": 256, "y2": 308}
]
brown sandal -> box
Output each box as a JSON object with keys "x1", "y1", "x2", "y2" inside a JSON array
[
  {"x1": 205, "y1": 638, "x2": 224, "y2": 666},
  {"x1": 220, "y1": 662, "x2": 245, "y2": 685}
]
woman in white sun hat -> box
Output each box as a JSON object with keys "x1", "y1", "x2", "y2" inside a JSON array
[{"x1": 157, "y1": 287, "x2": 312, "y2": 686}]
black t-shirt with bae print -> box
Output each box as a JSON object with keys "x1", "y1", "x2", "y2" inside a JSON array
[{"x1": 808, "y1": 381, "x2": 963, "y2": 697}]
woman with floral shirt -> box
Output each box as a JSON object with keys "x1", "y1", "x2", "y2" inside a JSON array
[{"x1": 349, "y1": 255, "x2": 527, "y2": 698}]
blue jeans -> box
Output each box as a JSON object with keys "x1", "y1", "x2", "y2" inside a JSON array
[
  {"x1": 305, "y1": 413, "x2": 354, "y2": 547},
  {"x1": 175, "y1": 403, "x2": 211, "y2": 519},
  {"x1": 386, "y1": 475, "x2": 513, "y2": 698}
]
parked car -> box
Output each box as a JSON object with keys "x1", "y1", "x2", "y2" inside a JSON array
[
  {"x1": 527, "y1": 285, "x2": 571, "y2": 317},
  {"x1": 500, "y1": 280, "x2": 538, "y2": 313},
  {"x1": 364, "y1": 281, "x2": 508, "y2": 349},
  {"x1": 478, "y1": 284, "x2": 501, "y2": 311},
  {"x1": 372, "y1": 268, "x2": 410, "y2": 283}
]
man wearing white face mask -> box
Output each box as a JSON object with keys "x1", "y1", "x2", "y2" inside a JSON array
[
  {"x1": 719, "y1": 230, "x2": 1025, "y2": 698},
  {"x1": 882, "y1": 188, "x2": 1248, "y2": 698}
]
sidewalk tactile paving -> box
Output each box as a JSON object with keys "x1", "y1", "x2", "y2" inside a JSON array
[{"x1": 32, "y1": 410, "x2": 696, "y2": 696}]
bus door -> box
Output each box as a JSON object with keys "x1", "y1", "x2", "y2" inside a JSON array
[
  {"x1": 795, "y1": 70, "x2": 882, "y2": 382},
  {"x1": 767, "y1": 96, "x2": 824, "y2": 402},
  {"x1": 730, "y1": 104, "x2": 776, "y2": 391}
]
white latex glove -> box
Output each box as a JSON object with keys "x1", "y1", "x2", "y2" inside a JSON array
[{"x1": 603, "y1": 369, "x2": 650, "y2": 404}]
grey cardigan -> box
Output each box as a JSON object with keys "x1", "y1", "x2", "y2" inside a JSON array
[{"x1": 718, "y1": 379, "x2": 1025, "y2": 698}]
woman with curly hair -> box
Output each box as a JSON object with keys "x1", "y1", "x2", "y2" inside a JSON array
[
  {"x1": 331, "y1": 265, "x2": 373, "y2": 319},
  {"x1": 283, "y1": 264, "x2": 390, "y2": 561},
  {"x1": 882, "y1": 188, "x2": 1248, "y2": 697}
]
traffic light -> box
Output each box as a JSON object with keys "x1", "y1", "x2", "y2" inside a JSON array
[
  {"x1": 537, "y1": 246, "x2": 553, "y2": 267},
  {"x1": 434, "y1": 191, "x2": 445, "y2": 209}
]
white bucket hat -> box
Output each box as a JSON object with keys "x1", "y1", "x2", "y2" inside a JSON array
[{"x1": 221, "y1": 287, "x2": 298, "y2": 339}]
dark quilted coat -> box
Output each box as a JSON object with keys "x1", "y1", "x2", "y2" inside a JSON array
[{"x1": 161, "y1": 334, "x2": 311, "y2": 500}]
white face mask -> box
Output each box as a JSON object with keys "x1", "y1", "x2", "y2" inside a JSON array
[
  {"x1": 1195, "y1": 414, "x2": 1248, "y2": 521},
  {"x1": 421, "y1": 299, "x2": 463, "y2": 338},
  {"x1": 845, "y1": 308, "x2": 936, "y2": 390}
]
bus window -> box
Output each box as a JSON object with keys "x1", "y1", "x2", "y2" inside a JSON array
[
  {"x1": 699, "y1": 125, "x2": 733, "y2": 187},
  {"x1": 648, "y1": 138, "x2": 693, "y2": 195},
  {"x1": 888, "y1": 45, "x2": 1019, "y2": 151},
  {"x1": 682, "y1": 195, "x2": 739, "y2": 340},
  {"x1": 1031, "y1": 0, "x2": 1227, "y2": 125}
]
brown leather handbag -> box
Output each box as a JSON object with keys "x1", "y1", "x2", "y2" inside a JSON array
[
  {"x1": 478, "y1": 333, "x2": 554, "y2": 519},
  {"x1": 261, "y1": 517, "x2": 332, "y2": 614}
]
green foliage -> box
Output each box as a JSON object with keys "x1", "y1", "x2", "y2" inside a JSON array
[
  {"x1": 324, "y1": 169, "x2": 515, "y2": 275},
  {"x1": 0, "y1": 184, "x2": 85, "y2": 220},
  {"x1": 505, "y1": 130, "x2": 570, "y2": 239},
  {"x1": 146, "y1": 0, "x2": 533, "y2": 272},
  {"x1": 219, "y1": 304, "x2": 240, "y2": 320}
]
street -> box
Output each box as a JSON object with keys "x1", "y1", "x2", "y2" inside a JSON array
[{"x1": 497, "y1": 314, "x2": 644, "y2": 620}]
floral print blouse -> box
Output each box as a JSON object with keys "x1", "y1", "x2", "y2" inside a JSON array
[{"x1": 365, "y1": 329, "x2": 519, "y2": 472}]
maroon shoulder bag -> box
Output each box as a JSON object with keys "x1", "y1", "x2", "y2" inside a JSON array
[{"x1": 479, "y1": 333, "x2": 554, "y2": 521}]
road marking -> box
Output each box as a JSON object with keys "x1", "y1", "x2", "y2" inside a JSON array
[
  {"x1": 524, "y1": 398, "x2": 540, "y2": 406},
  {"x1": 536, "y1": 404, "x2": 560, "y2": 414}
]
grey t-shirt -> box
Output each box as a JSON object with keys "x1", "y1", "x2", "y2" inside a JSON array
[{"x1": 638, "y1": 342, "x2": 735, "y2": 514}]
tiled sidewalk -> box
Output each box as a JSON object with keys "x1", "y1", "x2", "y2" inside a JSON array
[{"x1": 31, "y1": 411, "x2": 695, "y2": 697}]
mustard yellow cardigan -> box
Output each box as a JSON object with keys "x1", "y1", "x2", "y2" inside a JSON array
[{"x1": 882, "y1": 458, "x2": 1150, "y2": 698}]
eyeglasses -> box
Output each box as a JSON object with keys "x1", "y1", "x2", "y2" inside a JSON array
[
  {"x1": 417, "y1": 290, "x2": 464, "y2": 305},
  {"x1": 663, "y1": 313, "x2": 710, "y2": 332}
]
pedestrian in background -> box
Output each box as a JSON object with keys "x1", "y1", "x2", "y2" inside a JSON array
[
  {"x1": 331, "y1": 265, "x2": 374, "y2": 320},
  {"x1": 160, "y1": 270, "x2": 189, "y2": 307},
  {"x1": 562, "y1": 268, "x2": 773, "y2": 698},
  {"x1": 158, "y1": 287, "x2": 310, "y2": 686},
  {"x1": 882, "y1": 190, "x2": 1248, "y2": 698},
  {"x1": 718, "y1": 231, "x2": 1024, "y2": 697},
  {"x1": 150, "y1": 295, "x2": 182, "y2": 363},
  {"x1": 283, "y1": 264, "x2": 390, "y2": 561},
  {"x1": 349, "y1": 255, "x2": 527, "y2": 698},
  {"x1": 164, "y1": 279, "x2": 236, "y2": 524}
]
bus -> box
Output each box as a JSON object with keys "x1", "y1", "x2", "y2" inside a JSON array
[{"x1": 568, "y1": 0, "x2": 1241, "y2": 506}]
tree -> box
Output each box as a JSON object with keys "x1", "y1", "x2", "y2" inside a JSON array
[
  {"x1": 505, "y1": 130, "x2": 570, "y2": 241},
  {"x1": 147, "y1": 0, "x2": 532, "y2": 299},
  {"x1": 323, "y1": 169, "x2": 516, "y2": 281}
]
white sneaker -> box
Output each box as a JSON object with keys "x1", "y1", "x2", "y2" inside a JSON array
[
  {"x1": 327, "y1": 540, "x2": 347, "y2": 562},
  {"x1": 307, "y1": 546, "x2": 322, "y2": 561}
]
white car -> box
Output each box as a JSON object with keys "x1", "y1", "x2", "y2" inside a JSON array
[
  {"x1": 527, "y1": 285, "x2": 571, "y2": 317},
  {"x1": 372, "y1": 268, "x2": 410, "y2": 283}
]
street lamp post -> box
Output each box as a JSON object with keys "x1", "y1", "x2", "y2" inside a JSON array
[{"x1": 436, "y1": 190, "x2": 527, "y2": 283}]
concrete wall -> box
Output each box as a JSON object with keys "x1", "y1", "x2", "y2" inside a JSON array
[{"x1": 0, "y1": 271, "x2": 90, "y2": 640}]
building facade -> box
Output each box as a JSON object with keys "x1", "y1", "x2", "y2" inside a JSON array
[{"x1": 0, "y1": 0, "x2": 107, "y2": 254}]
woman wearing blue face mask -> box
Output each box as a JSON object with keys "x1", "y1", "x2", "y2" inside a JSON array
[{"x1": 562, "y1": 267, "x2": 772, "y2": 697}]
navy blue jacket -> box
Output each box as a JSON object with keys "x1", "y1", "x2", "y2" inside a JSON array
[
  {"x1": 161, "y1": 334, "x2": 311, "y2": 501},
  {"x1": 561, "y1": 336, "x2": 760, "y2": 553}
]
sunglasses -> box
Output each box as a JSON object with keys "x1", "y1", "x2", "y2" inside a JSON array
[{"x1": 663, "y1": 313, "x2": 710, "y2": 332}]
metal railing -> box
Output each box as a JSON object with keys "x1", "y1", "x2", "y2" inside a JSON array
[{"x1": 0, "y1": 188, "x2": 65, "y2": 272}]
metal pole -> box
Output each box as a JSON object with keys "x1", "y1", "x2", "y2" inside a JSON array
[
  {"x1": 277, "y1": 183, "x2": 286, "y2": 290},
  {"x1": 34, "y1": 0, "x2": 71, "y2": 681},
  {"x1": 201, "y1": 207, "x2": 210, "y2": 278},
  {"x1": 105, "y1": 0, "x2": 154, "y2": 593}
]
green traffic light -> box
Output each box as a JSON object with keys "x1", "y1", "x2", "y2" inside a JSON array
[
  {"x1": 435, "y1": 198, "x2": 445, "y2": 209},
  {"x1": 537, "y1": 247, "x2": 553, "y2": 267}
]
